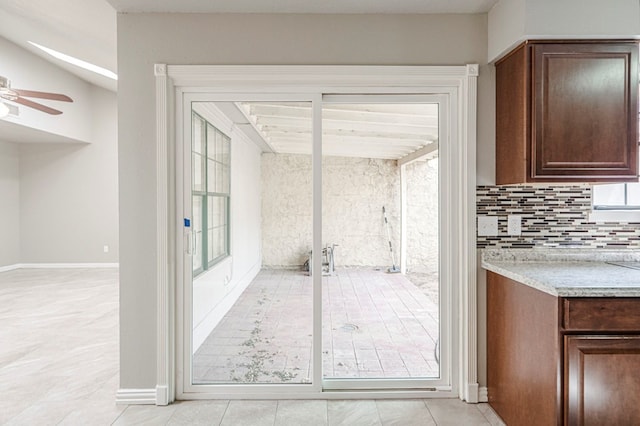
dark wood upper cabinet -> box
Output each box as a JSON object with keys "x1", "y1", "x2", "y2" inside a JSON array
[{"x1": 496, "y1": 40, "x2": 639, "y2": 184}]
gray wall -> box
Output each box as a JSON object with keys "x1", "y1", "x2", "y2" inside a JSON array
[
  {"x1": 0, "y1": 37, "x2": 119, "y2": 267},
  {"x1": 116, "y1": 12, "x2": 491, "y2": 389},
  {"x1": 0, "y1": 141, "x2": 20, "y2": 267},
  {"x1": 18, "y1": 85, "x2": 119, "y2": 263}
]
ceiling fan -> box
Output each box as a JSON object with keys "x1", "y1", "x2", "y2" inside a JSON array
[{"x1": 0, "y1": 75, "x2": 73, "y2": 115}]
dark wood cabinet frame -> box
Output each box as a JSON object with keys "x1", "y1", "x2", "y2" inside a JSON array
[{"x1": 496, "y1": 40, "x2": 639, "y2": 184}]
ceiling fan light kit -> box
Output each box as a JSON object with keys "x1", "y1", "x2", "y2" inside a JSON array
[{"x1": 0, "y1": 75, "x2": 73, "y2": 115}]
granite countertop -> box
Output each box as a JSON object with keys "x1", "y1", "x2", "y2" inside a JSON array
[{"x1": 481, "y1": 249, "x2": 640, "y2": 297}]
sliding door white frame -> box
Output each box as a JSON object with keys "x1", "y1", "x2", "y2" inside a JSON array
[{"x1": 154, "y1": 65, "x2": 479, "y2": 404}]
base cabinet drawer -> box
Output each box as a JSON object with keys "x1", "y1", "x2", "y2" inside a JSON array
[
  {"x1": 565, "y1": 335, "x2": 640, "y2": 425},
  {"x1": 562, "y1": 298, "x2": 640, "y2": 331}
]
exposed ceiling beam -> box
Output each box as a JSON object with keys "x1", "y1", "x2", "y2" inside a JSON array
[
  {"x1": 235, "y1": 102, "x2": 278, "y2": 152},
  {"x1": 397, "y1": 141, "x2": 439, "y2": 166},
  {"x1": 257, "y1": 119, "x2": 436, "y2": 136},
  {"x1": 247, "y1": 103, "x2": 438, "y2": 126},
  {"x1": 270, "y1": 136, "x2": 433, "y2": 148}
]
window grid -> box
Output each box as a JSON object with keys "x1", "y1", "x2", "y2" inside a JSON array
[{"x1": 192, "y1": 112, "x2": 230, "y2": 276}]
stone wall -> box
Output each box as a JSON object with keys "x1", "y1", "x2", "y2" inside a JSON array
[
  {"x1": 406, "y1": 159, "x2": 439, "y2": 274},
  {"x1": 261, "y1": 153, "x2": 439, "y2": 269}
]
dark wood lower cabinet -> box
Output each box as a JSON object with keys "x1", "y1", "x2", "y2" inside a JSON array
[
  {"x1": 487, "y1": 271, "x2": 640, "y2": 425},
  {"x1": 565, "y1": 336, "x2": 640, "y2": 426},
  {"x1": 487, "y1": 272, "x2": 560, "y2": 425}
]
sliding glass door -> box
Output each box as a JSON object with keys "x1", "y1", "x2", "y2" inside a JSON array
[{"x1": 178, "y1": 93, "x2": 451, "y2": 397}]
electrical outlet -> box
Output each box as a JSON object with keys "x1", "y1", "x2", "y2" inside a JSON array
[
  {"x1": 507, "y1": 215, "x2": 522, "y2": 236},
  {"x1": 477, "y1": 216, "x2": 498, "y2": 236},
  {"x1": 103, "y1": 245, "x2": 109, "y2": 253}
]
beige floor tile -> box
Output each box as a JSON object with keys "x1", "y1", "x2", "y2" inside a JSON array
[
  {"x1": 220, "y1": 400, "x2": 278, "y2": 426},
  {"x1": 166, "y1": 400, "x2": 230, "y2": 425},
  {"x1": 328, "y1": 400, "x2": 382, "y2": 426},
  {"x1": 376, "y1": 399, "x2": 436, "y2": 426},
  {"x1": 425, "y1": 399, "x2": 491, "y2": 426},
  {"x1": 112, "y1": 405, "x2": 178, "y2": 425},
  {"x1": 4, "y1": 401, "x2": 75, "y2": 426},
  {"x1": 0, "y1": 269, "x2": 491, "y2": 426},
  {"x1": 274, "y1": 400, "x2": 328, "y2": 426},
  {"x1": 476, "y1": 403, "x2": 506, "y2": 426}
]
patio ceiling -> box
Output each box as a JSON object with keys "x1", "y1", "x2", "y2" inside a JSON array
[{"x1": 236, "y1": 102, "x2": 439, "y2": 161}]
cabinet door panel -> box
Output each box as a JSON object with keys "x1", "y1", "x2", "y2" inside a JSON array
[
  {"x1": 532, "y1": 43, "x2": 638, "y2": 180},
  {"x1": 565, "y1": 335, "x2": 640, "y2": 425}
]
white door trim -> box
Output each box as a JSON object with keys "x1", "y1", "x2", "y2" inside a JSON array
[{"x1": 154, "y1": 65, "x2": 478, "y2": 404}]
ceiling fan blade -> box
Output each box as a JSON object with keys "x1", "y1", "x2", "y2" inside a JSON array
[
  {"x1": 14, "y1": 97, "x2": 63, "y2": 115},
  {"x1": 13, "y1": 89, "x2": 73, "y2": 102}
]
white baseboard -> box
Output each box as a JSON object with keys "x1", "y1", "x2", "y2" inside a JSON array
[
  {"x1": 0, "y1": 264, "x2": 21, "y2": 273},
  {"x1": 465, "y1": 382, "x2": 479, "y2": 403},
  {"x1": 156, "y1": 385, "x2": 169, "y2": 406},
  {"x1": 479, "y1": 386, "x2": 488, "y2": 403},
  {"x1": 116, "y1": 388, "x2": 157, "y2": 405},
  {"x1": 17, "y1": 263, "x2": 119, "y2": 269}
]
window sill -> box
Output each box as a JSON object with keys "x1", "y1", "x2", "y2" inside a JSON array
[{"x1": 588, "y1": 209, "x2": 640, "y2": 223}]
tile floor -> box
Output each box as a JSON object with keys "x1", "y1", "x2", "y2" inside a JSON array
[
  {"x1": 194, "y1": 268, "x2": 439, "y2": 383},
  {"x1": 0, "y1": 268, "x2": 504, "y2": 425}
]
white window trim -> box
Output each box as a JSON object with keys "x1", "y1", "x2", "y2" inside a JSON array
[{"x1": 153, "y1": 64, "x2": 479, "y2": 405}]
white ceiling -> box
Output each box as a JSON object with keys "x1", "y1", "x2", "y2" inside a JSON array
[{"x1": 106, "y1": 0, "x2": 498, "y2": 14}]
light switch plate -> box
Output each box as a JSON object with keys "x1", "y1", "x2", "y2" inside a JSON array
[{"x1": 477, "y1": 216, "x2": 498, "y2": 236}]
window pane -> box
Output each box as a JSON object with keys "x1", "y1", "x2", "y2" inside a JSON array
[
  {"x1": 210, "y1": 226, "x2": 226, "y2": 260},
  {"x1": 193, "y1": 153, "x2": 204, "y2": 192},
  {"x1": 207, "y1": 124, "x2": 216, "y2": 160},
  {"x1": 627, "y1": 183, "x2": 640, "y2": 206},
  {"x1": 593, "y1": 183, "x2": 625, "y2": 206},
  {"x1": 221, "y1": 134, "x2": 230, "y2": 166},
  {"x1": 216, "y1": 161, "x2": 224, "y2": 193},
  {"x1": 192, "y1": 195, "x2": 203, "y2": 273},
  {"x1": 209, "y1": 196, "x2": 225, "y2": 228},
  {"x1": 207, "y1": 159, "x2": 216, "y2": 193},
  {"x1": 206, "y1": 196, "x2": 227, "y2": 263},
  {"x1": 222, "y1": 164, "x2": 230, "y2": 194},
  {"x1": 192, "y1": 115, "x2": 204, "y2": 154},
  {"x1": 215, "y1": 130, "x2": 224, "y2": 163},
  {"x1": 207, "y1": 229, "x2": 214, "y2": 263}
]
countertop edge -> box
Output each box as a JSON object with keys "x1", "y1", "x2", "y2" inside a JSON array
[
  {"x1": 481, "y1": 253, "x2": 640, "y2": 297},
  {"x1": 481, "y1": 260, "x2": 559, "y2": 297}
]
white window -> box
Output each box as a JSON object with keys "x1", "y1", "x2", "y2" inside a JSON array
[
  {"x1": 590, "y1": 183, "x2": 640, "y2": 222},
  {"x1": 192, "y1": 112, "x2": 230, "y2": 275}
]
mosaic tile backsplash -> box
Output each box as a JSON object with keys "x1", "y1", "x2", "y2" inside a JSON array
[{"x1": 477, "y1": 185, "x2": 640, "y2": 249}]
